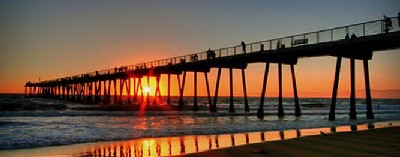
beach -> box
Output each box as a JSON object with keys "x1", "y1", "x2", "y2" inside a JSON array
[
  {"x1": 1, "y1": 94, "x2": 400, "y2": 156},
  {"x1": 183, "y1": 126, "x2": 400, "y2": 157},
  {"x1": 0, "y1": 121, "x2": 399, "y2": 157}
]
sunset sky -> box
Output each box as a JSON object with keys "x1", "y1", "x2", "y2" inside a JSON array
[{"x1": 1, "y1": 0, "x2": 400, "y2": 98}]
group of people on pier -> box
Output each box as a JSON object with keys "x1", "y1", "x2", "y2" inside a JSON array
[{"x1": 383, "y1": 13, "x2": 400, "y2": 33}]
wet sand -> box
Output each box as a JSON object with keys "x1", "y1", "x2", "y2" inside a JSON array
[
  {"x1": 0, "y1": 122, "x2": 399, "y2": 157},
  {"x1": 183, "y1": 126, "x2": 400, "y2": 157}
]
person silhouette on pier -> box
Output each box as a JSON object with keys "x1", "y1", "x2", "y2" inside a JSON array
[
  {"x1": 281, "y1": 43, "x2": 286, "y2": 49},
  {"x1": 241, "y1": 41, "x2": 246, "y2": 53},
  {"x1": 383, "y1": 15, "x2": 392, "y2": 33},
  {"x1": 276, "y1": 40, "x2": 281, "y2": 49},
  {"x1": 351, "y1": 33, "x2": 357, "y2": 39},
  {"x1": 190, "y1": 54, "x2": 198, "y2": 62},
  {"x1": 345, "y1": 33, "x2": 350, "y2": 40},
  {"x1": 206, "y1": 48, "x2": 216, "y2": 59}
]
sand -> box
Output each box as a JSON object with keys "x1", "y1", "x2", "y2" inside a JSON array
[
  {"x1": 1, "y1": 123, "x2": 399, "y2": 157},
  {"x1": 182, "y1": 126, "x2": 400, "y2": 157}
]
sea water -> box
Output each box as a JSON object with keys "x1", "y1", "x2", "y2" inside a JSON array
[{"x1": 0, "y1": 94, "x2": 400, "y2": 150}]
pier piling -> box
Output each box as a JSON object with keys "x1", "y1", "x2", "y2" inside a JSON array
[
  {"x1": 212, "y1": 68, "x2": 222, "y2": 113},
  {"x1": 204, "y1": 72, "x2": 212, "y2": 112},
  {"x1": 258, "y1": 63, "x2": 270, "y2": 118},
  {"x1": 178, "y1": 71, "x2": 187, "y2": 110},
  {"x1": 229, "y1": 68, "x2": 235, "y2": 113},
  {"x1": 350, "y1": 58, "x2": 357, "y2": 120},
  {"x1": 241, "y1": 69, "x2": 249, "y2": 112},
  {"x1": 167, "y1": 74, "x2": 171, "y2": 105},
  {"x1": 290, "y1": 64, "x2": 301, "y2": 116},
  {"x1": 278, "y1": 63, "x2": 284, "y2": 117},
  {"x1": 363, "y1": 59, "x2": 374, "y2": 119},
  {"x1": 194, "y1": 71, "x2": 198, "y2": 111},
  {"x1": 329, "y1": 57, "x2": 342, "y2": 121}
]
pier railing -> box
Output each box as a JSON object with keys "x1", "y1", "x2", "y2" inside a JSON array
[{"x1": 32, "y1": 16, "x2": 400, "y2": 84}]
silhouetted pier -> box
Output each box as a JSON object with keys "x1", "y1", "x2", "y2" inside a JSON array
[{"x1": 25, "y1": 16, "x2": 400, "y2": 120}]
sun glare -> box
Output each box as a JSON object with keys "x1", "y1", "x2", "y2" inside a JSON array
[{"x1": 144, "y1": 87, "x2": 152, "y2": 93}]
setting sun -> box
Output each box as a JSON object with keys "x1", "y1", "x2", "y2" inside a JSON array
[{"x1": 144, "y1": 87, "x2": 152, "y2": 94}]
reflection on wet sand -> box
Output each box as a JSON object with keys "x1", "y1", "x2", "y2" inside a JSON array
[{"x1": 75, "y1": 123, "x2": 392, "y2": 157}]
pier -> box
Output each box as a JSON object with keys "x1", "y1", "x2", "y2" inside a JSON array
[{"x1": 25, "y1": 16, "x2": 400, "y2": 120}]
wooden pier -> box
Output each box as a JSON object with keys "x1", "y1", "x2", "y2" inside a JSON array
[{"x1": 25, "y1": 16, "x2": 400, "y2": 120}]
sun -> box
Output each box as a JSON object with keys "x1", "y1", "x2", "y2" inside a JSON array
[{"x1": 143, "y1": 87, "x2": 152, "y2": 94}]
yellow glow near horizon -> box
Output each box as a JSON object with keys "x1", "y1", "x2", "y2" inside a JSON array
[{"x1": 144, "y1": 87, "x2": 152, "y2": 94}]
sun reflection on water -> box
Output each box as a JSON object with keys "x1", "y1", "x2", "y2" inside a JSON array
[{"x1": 75, "y1": 123, "x2": 393, "y2": 157}]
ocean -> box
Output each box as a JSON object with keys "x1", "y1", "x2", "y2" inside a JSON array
[{"x1": 0, "y1": 94, "x2": 399, "y2": 156}]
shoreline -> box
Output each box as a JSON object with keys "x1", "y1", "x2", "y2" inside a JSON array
[
  {"x1": 2, "y1": 94, "x2": 399, "y2": 111},
  {"x1": 183, "y1": 125, "x2": 400, "y2": 157},
  {"x1": 0, "y1": 121, "x2": 399, "y2": 157}
]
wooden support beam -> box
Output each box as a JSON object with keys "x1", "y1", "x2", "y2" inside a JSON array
[
  {"x1": 113, "y1": 79, "x2": 117, "y2": 104},
  {"x1": 119, "y1": 79, "x2": 124, "y2": 103},
  {"x1": 363, "y1": 59, "x2": 374, "y2": 119},
  {"x1": 329, "y1": 57, "x2": 342, "y2": 121},
  {"x1": 194, "y1": 71, "x2": 198, "y2": 111},
  {"x1": 278, "y1": 63, "x2": 284, "y2": 117},
  {"x1": 212, "y1": 68, "x2": 222, "y2": 112},
  {"x1": 167, "y1": 74, "x2": 171, "y2": 105},
  {"x1": 258, "y1": 63, "x2": 270, "y2": 118},
  {"x1": 350, "y1": 58, "x2": 357, "y2": 120},
  {"x1": 290, "y1": 64, "x2": 301, "y2": 116},
  {"x1": 103, "y1": 80, "x2": 107, "y2": 102},
  {"x1": 126, "y1": 78, "x2": 131, "y2": 103},
  {"x1": 139, "y1": 78, "x2": 144, "y2": 102},
  {"x1": 94, "y1": 81, "x2": 98, "y2": 102},
  {"x1": 133, "y1": 78, "x2": 138, "y2": 102},
  {"x1": 229, "y1": 68, "x2": 235, "y2": 113},
  {"x1": 147, "y1": 76, "x2": 150, "y2": 106},
  {"x1": 204, "y1": 72, "x2": 212, "y2": 112},
  {"x1": 154, "y1": 76, "x2": 162, "y2": 104},
  {"x1": 178, "y1": 71, "x2": 187, "y2": 110},
  {"x1": 242, "y1": 69, "x2": 249, "y2": 112}
]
